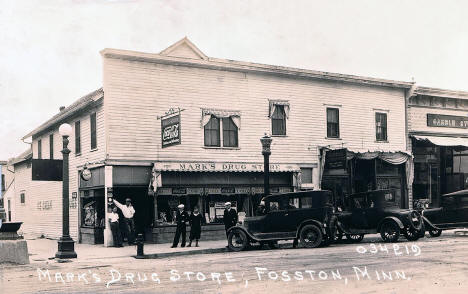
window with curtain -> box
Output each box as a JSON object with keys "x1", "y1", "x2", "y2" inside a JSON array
[
  {"x1": 272, "y1": 105, "x2": 286, "y2": 135},
  {"x1": 37, "y1": 139, "x2": 42, "y2": 159},
  {"x1": 204, "y1": 116, "x2": 220, "y2": 147},
  {"x1": 90, "y1": 112, "x2": 97, "y2": 149},
  {"x1": 375, "y1": 112, "x2": 387, "y2": 141},
  {"x1": 49, "y1": 133, "x2": 54, "y2": 159},
  {"x1": 222, "y1": 117, "x2": 238, "y2": 147},
  {"x1": 75, "y1": 120, "x2": 81, "y2": 154},
  {"x1": 326, "y1": 108, "x2": 339, "y2": 138}
]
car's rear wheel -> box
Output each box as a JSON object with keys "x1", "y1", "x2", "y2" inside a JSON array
[
  {"x1": 228, "y1": 229, "x2": 249, "y2": 252},
  {"x1": 429, "y1": 229, "x2": 442, "y2": 237},
  {"x1": 403, "y1": 227, "x2": 420, "y2": 241},
  {"x1": 346, "y1": 234, "x2": 364, "y2": 243},
  {"x1": 299, "y1": 224, "x2": 323, "y2": 248},
  {"x1": 380, "y1": 221, "x2": 400, "y2": 242}
]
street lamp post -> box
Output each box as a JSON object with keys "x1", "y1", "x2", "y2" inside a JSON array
[
  {"x1": 55, "y1": 123, "x2": 77, "y2": 259},
  {"x1": 260, "y1": 134, "x2": 273, "y2": 196}
]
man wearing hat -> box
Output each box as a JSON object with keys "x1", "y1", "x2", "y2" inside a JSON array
[
  {"x1": 223, "y1": 202, "x2": 238, "y2": 240},
  {"x1": 113, "y1": 198, "x2": 136, "y2": 245},
  {"x1": 171, "y1": 204, "x2": 189, "y2": 248}
]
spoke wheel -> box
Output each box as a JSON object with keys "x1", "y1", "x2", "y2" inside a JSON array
[
  {"x1": 346, "y1": 234, "x2": 364, "y2": 243},
  {"x1": 380, "y1": 221, "x2": 400, "y2": 243},
  {"x1": 429, "y1": 229, "x2": 442, "y2": 237},
  {"x1": 228, "y1": 229, "x2": 248, "y2": 252},
  {"x1": 403, "y1": 227, "x2": 420, "y2": 241},
  {"x1": 299, "y1": 224, "x2": 323, "y2": 248}
]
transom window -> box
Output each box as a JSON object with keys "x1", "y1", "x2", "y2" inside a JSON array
[
  {"x1": 326, "y1": 108, "x2": 340, "y2": 138},
  {"x1": 375, "y1": 112, "x2": 388, "y2": 141}
]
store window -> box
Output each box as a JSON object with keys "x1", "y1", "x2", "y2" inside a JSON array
[
  {"x1": 49, "y1": 133, "x2": 54, "y2": 159},
  {"x1": 271, "y1": 105, "x2": 286, "y2": 136},
  {"x1": 300, "y1": 168, "x2": 313, "y2": 184},
  {"x1": 80, "y1": 189, "x2": 105, "y2": 228},
  {"x1": 326, "y1": 108, "x2": 340, "y2": 138},
  {"x1": 75, "y1": 120, "x2": 81, "y2": 154},
  {"x1": 90, "y1": 112, "x2": 97, "y2": 150},
  {"x1": 37, "y1": 139, "x2": 42, "y2": 159},
  {"x1": 375, "y1": 112, "x2": 387, "y2": 141},
  {"x1": 204, "y1": 116, "x2": 220, "y2": 147}
]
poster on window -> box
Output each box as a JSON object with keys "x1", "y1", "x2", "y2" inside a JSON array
[{"x1": 161, "y1": 114, "x2": 181, "y2": 148}]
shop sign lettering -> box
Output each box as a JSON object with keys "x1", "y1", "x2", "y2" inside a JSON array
[
  {"x1": 161, "y1": 114, "x2": 181, "y2": 148},
  {"x1": 155, "y1": 162, "x2": 299, "y2": 172},
  {"x1": 427, "y1": 114, "x2": 468, "y2": 129},
  {"x1": 37, "y1": 200, "x2": 52, "y2": 210}
]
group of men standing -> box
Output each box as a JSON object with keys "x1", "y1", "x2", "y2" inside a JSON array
[{"x1": 171, "y1": 201, "x2": 238, "y2": 248}]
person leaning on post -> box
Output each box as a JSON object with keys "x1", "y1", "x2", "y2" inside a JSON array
[
  {"x1": 113, "y1": 198, "x2": 136, "y2": 245},
  {"x1": 223, "y1": 202, "x2": 238, "y2": 245},
  {"x1": 171, "y1": 204, "x2": 189, "y2": 248}
]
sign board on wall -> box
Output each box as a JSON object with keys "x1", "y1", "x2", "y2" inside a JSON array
[
  {"x1": 161, "y1": 114, "x2": 181, "y2": 148},
  {"x1": 154, "y1": 162, "x2": 301, "y2": 173},
  {"x1": 325, "y1": 149, "x2": 347, "y2": 170},
  {"x1": 32, "y1": 159, "x2": 63, "y2": 181},
  {"x1": 427, "y1": 114, "x2": 468, "y2": 129}
]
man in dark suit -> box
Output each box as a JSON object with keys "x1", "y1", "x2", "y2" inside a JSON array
[
  {"x1": 223, "y1": 202, "x2": 238, "y2": 239},
  {"x1": 171, "y1": 204, "x2": 189, "y2": 248}
]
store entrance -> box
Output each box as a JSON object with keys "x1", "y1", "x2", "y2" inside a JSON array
[{"x1": 112, "y1": 186, "x2": 154, "y2": 240}]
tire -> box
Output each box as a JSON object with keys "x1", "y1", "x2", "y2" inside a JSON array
[
  {"x1": 417, "y1": 222, "x2": 426, "y2": 238},
  {"x1": 408, "y1": 211, "x2": 423, "y2": 231},
  {"x1": 346, "y1": 234, "x2": 364, "y2": 243},
  {"x1": 228, "y1": 229, "x2": 249, "y2": 252},
  {"x1": 429, "y1": 229, "x2": 442, "y2": 237},
  {"x1": 299, "y1": 224, "x2": 323, "y2": 248},
  {"x1": 380, "y1": 221, "x2": 400, "y2": 243},
  {"x1": 403, "y1": 227, "x2": 420, "y2": 241}
]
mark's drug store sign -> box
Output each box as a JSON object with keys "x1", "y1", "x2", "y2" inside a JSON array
[{"x1": 427, "y1": 114, "x2": 468, "y2": 129}]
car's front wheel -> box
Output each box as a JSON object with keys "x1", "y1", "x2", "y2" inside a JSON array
[
  {"x1": 380, "y1": 221, "x2": 400, "y2": 242},
  {"x1": 429, "y1": 229, "x2": 442, "y2": 237},
  {"x1": 228, "y1": 229, "x2": 249, "y2": 252},
  {"x1": 403, "y1": 227, "x2": 420, "y2": 241},
  {"x1": 299, "y1": 224, "x2": 323, "y2": 248},
  {"x1": 346, "y1": 234, "x2": 364, "y2": 243}
]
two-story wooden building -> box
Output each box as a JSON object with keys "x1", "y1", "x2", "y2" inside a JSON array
[{"x1": 18, "y1": 37, "x2": 413, "y2": 245}]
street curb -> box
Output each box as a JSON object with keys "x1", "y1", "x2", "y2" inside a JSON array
[{"x1": 133, "y1": 247, "x2": 228, "y2": 259}]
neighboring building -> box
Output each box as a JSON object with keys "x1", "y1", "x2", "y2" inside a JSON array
[
  {"x1": 18, "y1": 37, "x2": 413, "y2": 245},
  {"x1": 408, "y1": 86, "x2": 468, "y2": 207}
]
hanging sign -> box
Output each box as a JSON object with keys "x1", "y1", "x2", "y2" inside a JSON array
[
  {"x1": 161, "y1": 113, "x2": 181, "y2": 148},
  {"x1": 325, "y1": 149, "x2": 347, "y2": 170}
]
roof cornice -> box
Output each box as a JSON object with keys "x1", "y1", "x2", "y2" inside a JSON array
[
  {"x1": 415, "y1": 86, "x2": 468, "y2": 100},
  {"x1": 100, "y1": 48, "x2": 413, "y2": 89}
]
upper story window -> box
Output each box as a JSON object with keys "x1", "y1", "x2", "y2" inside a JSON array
[
  {"x1": 269, "y1": 100, "x2": 290, "y2": 136},
  {"x1": 204, "y1": 116, "x2": 220, "y2": 147},
  {"x1": 1, "y1": 174, "x2": 5, "y2": 191},
  {"x1": 375, "y1": 112, "x2": 388, "y2": 141},
  {"x1": 326, "y1": 108, "x2": 340, "y2": 138},
  {"x1": 20, "y1": 192, "x2": 25, "y2": 204},
  {"x1": 37, "y1": 139, "x2": 42, "y2": 159},
  {"x1": 90, "y1": 112, "x2": 97, "y2": 150},
  {"x1": 49, "y1": 133, "x2": 54, "y2": 159},
  {"x1": 201, "y1": 109, "x2": 241, "y2": 148},
  {"x1": 75, "y1": 120, "x2": 81, "y2": 154}
]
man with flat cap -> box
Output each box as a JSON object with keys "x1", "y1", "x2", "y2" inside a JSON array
[
  {"x1": 113, "y1": 198, "x2": 136, "y2": 245},
  {"x1": 171, "y1": 204, "x2": 189, "y2": 248},
  {"x1": 223, "y1": 202, "x2": 238, "y2": 241}
]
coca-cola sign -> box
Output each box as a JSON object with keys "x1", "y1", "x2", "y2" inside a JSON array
[{"x1": 161, "y1": 114, "x2": 181, "y2": 148}]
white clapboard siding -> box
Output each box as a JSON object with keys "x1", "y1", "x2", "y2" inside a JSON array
[
  {"x1": 103, "y1": 57, "x2": 407, "y2": 165},
  {"x1": 18, "y1": 105, "x2": 106, "y2": 240}
]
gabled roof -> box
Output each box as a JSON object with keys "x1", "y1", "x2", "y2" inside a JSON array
[
  {"x1": 101, "y1": 38, "x2": 414, "y2": 90},
  {"x1": 159, "y1": 37, "x2": 208, "y2": 60},
  {"x1": 22, "y1": 88, "x2": 104, "y2": 140},
  {"x1": 10, "y1": 148, "x2": 32, "y2": 165}
]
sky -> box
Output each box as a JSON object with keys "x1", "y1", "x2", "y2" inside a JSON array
[{"x1": 1, "y1": 0, "x2": 468, "y2": 160}]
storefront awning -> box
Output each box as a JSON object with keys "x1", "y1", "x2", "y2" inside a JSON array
[
  {"x1": 153, "y1": 161, "x2": 301, "y2": 173},
  {"x1": 413, "y1": 135, "x2": 468, "y2": 147}
]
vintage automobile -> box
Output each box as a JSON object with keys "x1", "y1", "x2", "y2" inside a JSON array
[
  {"x1": 227, "y1": 190, "x2": 336, "y2": 251},
  {"x1": 420, "y1": 189, "x2": 468, "y2": 237},
  {"x1": 335, "y1": 189, "x2": 424, "y2": 242}
]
